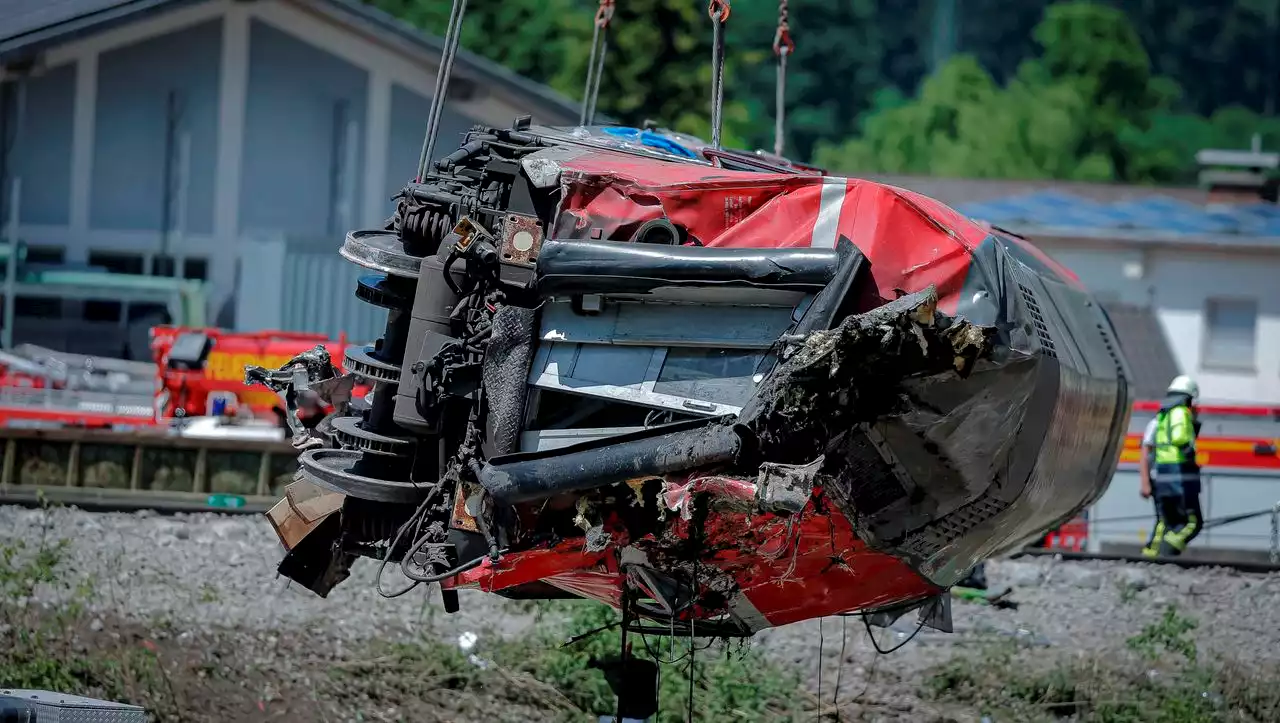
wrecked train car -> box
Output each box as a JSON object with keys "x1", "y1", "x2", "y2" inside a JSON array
[{"x1": 252, "y1": 123, "x2": 1131, "y2": 635}]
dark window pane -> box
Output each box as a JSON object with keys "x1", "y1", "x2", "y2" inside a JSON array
[
  {"x1": 14, "y1": 297, "x2": 61, "y2": 317},
  {"x1": 126, "y1": 302, "x2": 170, "y2": 323},
  {"x1": 657, "y1": 348, "x2": 759, "y2": 382},
  {"x1": 83, "y1": 301, "x2": 122, "y2": 322},
  {"x1": 24, "y1": 246, "x2": 64, "y2": 265},
  {"x1": 153, "y1": 255, "x2": 176, "y2": 277},
  {"x1": 183, "y1": 257, "x2": 208, "y2": 280},
  {"x1": 1203, "y1": 298, "x2": 1256, "y2": 369},
  {"x1": 87, "y1": 251, "x2": 144, "y2": 275},
  {"x1": 653, "y1": 348, "x2": 760, "y2": 406}
]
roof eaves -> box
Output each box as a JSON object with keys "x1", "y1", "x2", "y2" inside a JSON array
[
  {"x1": 0, "y1": 0, "x2": 196, "y2": 65},
  {"x1": 323, "y1": 0, "x2": 596, "y2": 125},
  {"x1": 1, "y1": 0, "x2": 596, "y2": 128}
]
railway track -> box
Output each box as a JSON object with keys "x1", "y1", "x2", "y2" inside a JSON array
[
  {"x1": 1013, "y1": 547, "x2": 1280, "y2": 574},
  {"x1": 4, "y1": 425, "x2": 1278, "y2": 574}
]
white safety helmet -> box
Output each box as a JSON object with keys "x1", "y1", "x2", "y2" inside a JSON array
[{"x1": 1167, "y1": 375, "x2": 1199, "y2": 401}]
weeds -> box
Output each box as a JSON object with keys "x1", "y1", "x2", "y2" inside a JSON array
[
  {"x1": 0, "y1": 495, "x2": 180, "y2": 719},
  {"x1": 1126, "y1": 604, "x2": 1198, "y2": 663},
  {"x1": 331, "y1": 600, "x2": 813, "y2": 722},
  {"x1": 925, "y1": 608, "x2": 1280, "y2": 722},
  {"x1": 1116, "y1": 579, "x2": 1141, "y2": 604}
]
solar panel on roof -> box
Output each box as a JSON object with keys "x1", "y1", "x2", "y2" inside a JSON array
[
  {"x1": 956, "y1": 199, "x2": 1036, "y2": 225},
  {"x1": 962, "y1": 190, "x2": 1280, "y2": 237},
  {"x1": 1230, "y1": 203, "x2": 1280, "y2": 221},
  {"x1": 1016, "y1": 190, "x2": 1087, "y2": 209},
  {"x1": 1046, "y1": 206, "x2": 1126, "y2": 228},
  {"x1": 1122, "y1": 196, "x2": 1203, "y2": 215}
]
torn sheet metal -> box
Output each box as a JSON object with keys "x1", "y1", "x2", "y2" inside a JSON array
[
  {"x1": 254, "y1": 121, "x2": 1131, "y2": 640},
  {"x1": 551, "y1": 150, "x2": 1015, "y2": 312}
]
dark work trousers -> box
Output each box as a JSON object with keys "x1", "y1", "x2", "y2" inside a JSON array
[{"x1": 1142, "y1": 463, "x2": 1203, "y2": 557}]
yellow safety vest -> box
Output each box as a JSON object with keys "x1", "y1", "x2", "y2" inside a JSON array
[{"x1": 1153, "y1": 404, "x2": 1194, "y2": 465}]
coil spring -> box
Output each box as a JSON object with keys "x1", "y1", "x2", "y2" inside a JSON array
[{"x1": 397, "y1": 199, "x2": 453, "y2": 256}]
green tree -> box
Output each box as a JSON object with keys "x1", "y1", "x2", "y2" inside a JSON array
[
  {"x1": 813, "y1": 1, "x2": 1181, "y2": 183},
  {"x1": 728, "y1": 0, "x2": 904, "y2": 160},
  {"x1": 1115, "y1": 0, "x2": 1280, "y2": 117},
  {"x1": 368, "y1": 0, "x2": 581, "y2": 85},
  {"x1": 812, "y1": 54, "x2": 1108, "y2": 180},
  {"x1": 1024, "y1": 0, "x2": 1177, "y2": 180},
  {"x1": 368, "y1": 0, "x2": 755, "y2": 147},
  {"x1": 546, "y1": 0, "x2": 754, "y2": 146}
]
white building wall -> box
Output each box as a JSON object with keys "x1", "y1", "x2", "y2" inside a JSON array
[{"x1": 1037, "y1": 239, "x2": 1280, "y2": 405}]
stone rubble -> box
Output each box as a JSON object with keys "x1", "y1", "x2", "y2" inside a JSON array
[{"x1": 5, "y1": 505, "x2": 1280, "y2": 720}]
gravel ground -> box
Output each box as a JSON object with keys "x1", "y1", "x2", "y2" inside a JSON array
[{"x1": 5, "y1": 505, "x2": 1280, "y2": 721}]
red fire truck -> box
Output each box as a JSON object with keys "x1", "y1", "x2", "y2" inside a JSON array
[
  {"x1": 149, "y1": 326, "x2": 358, "y2": 425},
  {"x1": 0, "y1": 328, "x2": 365, "y2": 430}
]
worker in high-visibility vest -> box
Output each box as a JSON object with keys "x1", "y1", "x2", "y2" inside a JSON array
[{"x1": 1140, "y1": 375, "x2": 1203, "y2": 558}]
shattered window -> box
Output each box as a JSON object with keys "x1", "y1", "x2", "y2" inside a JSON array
[
  {"x1": 653, "y1": 348, "x2": 760, "y2": 406},
  {"x1": 657, "y1": 348, "x2": 759, "y2": 381}
]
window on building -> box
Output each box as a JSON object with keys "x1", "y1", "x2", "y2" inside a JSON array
[
  {"x1": 13, "y1": 297, "x2": 62, "y2": 318},
  {"x1": 24, "y1": 246, "x2": 65, "y2": 265},
  {"x1": 152, "y1": 255, "x2": 177, "y2": 277},
  {"x1": 1203, "y1": 298, "x2": 1257, "y2": 370},
  {"x1": 127, "y1": 302, "x2": 170, "y2": 324},
  {"x1": 87, "y1": 250, "x2": 144, "y2": 276},
  {"x1": 83, "y1": 301, "x2": 122, "y2": 322},
  {"x1": 182, "y1": 257, "x2": 208, "y2": 281}
]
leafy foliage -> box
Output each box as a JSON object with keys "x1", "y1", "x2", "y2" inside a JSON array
[{"x1": 368, "y1": 0, "x2": 1279, "y2": 182}]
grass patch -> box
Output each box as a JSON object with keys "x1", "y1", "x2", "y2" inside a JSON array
[
  {"x1": 0, "y1": 494, "x2": 181, "y2": 719},
  {"x1": 331, "y1": 601, "x2": 815, "y2": 722},
  {"x1": 925, "y1": 606, "x2": 1280, "y2": 722}
]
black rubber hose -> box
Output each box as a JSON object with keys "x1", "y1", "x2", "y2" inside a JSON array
[{"x1": 477, "y1": 420, "x2": 744, "y2": 504}]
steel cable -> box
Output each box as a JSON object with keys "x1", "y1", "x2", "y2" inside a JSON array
[
  {"x1": 417, "y1": 0, "x2": 469, "y2": 180},
  {"x1": 772, "y1": 0, "x2": 794, "y2": 156},
  {"x1": 580, "y1": 0, "x2": 615, "y2": 126},
  {"x1": 708, "y1": 0, "x2": 731, "y2": 149}
]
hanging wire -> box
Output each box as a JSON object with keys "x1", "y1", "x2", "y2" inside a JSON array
[
  {"x1": 861, "y1": 612, "x2": 929, "y2": 655},
  {"x1": 833, "y1": 616, "x2": 848, "y2": 721},
  {"x1": 815, "y1": 616, "x2": 824, "y2": 721},
  {"x1": 580, "y1": 0, "x2": 615, "y2": 126},
  {"x1": 417, "y1": 0, "x2": 469, "y2": 180},
  {"x1": 686, "y1": 562, "x2": 698, "y2": 723},
  {"x1": 772, "y1": 0, "x2": 794, "y2": 157},
  {"x1": 707, "y1": 0, "x2": 731, "y2": 149}
]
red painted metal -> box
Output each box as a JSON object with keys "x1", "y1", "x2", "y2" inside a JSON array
[
  {"x1": 0, "y1": 327, "x2": 366, "y2": 430},
  {"x1": 150, "y1": 326, "x2": 367, "y2": 422},
  {"x1": 1132, "y1": 400, "x2": 1280, "y2": 418},
  {"x1": 555, "y1": 154, "x2": 994, "y2": 313},
  {"x1": 1043, "y1": 516, "x2": 1089, "y2": 552}
]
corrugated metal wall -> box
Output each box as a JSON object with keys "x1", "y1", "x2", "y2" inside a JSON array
[
  {"x1": 234, "y1": 235, "x2": 387, "y2": 344},
  {"x1": 280, "y1": 245, "x2": 386, "y2": 344}
]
